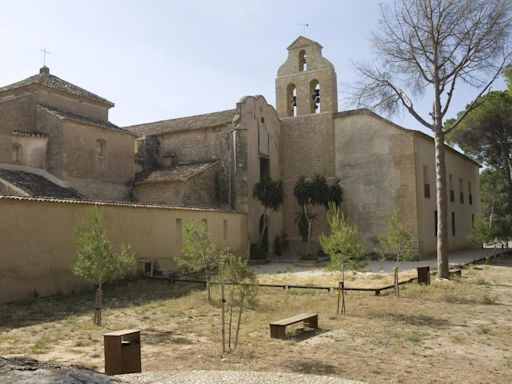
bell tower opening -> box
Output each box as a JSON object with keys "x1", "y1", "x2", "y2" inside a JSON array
[
  {"x1": 287, "y1": 84, "x2": 297, "y2": 117},
  {"x1": 276, "y1": 36, "x2": 338, "y2": 118},
  {"x1": 299, "y1": 50, "x2": 307, "y2": 72},
  {"x1": 310, "y1": 80, "x2": 320, "y2": 113}
]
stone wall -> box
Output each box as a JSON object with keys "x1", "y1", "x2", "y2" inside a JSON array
[
  {"x1": 0, "y1": 196, "x2": 247, "y2": 304},
  {"x1": 155, "y1": 125, "x2": 231, "y2": 206},
  {"x1": 237, "y1": 96, "x2": 282, "y2": 250},
  {"x1": 334, "y1": 111, "x2": 419, "y2": 255},
  {"x1": 280, "y1": 113, "x2": 335, "y2": 254},
  {"x1": 134, "y1": 164, "x2": 221, "y2": 207}
]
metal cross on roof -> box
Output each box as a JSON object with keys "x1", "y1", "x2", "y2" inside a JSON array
[
  {"x1": 40, "y1": 48, "x2": 51, "y2": 66},
  {"x1": 298, "y1": 23, "x2": 310, "y2": 36}
]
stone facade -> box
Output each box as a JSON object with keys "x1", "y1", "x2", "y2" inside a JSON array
[
  {"x1": 0, "y1": 36, "x2": 481, "y2": 260},
  {"x1": 0, "y1": 67, "x2": 136, "y2": 201}
]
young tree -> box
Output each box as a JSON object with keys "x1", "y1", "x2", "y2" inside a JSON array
[
  {"x1": 177, "y1": 221, "x2": 220, "y2": 304},
  {"x1": 377, "y1": 206, "x2": 415, "y2": 296},
  {"x1": 294, "y1": 174, "x2": 343, "y2": 256},
  {"x1": 252, "y1": 177, "x2": 284, "y2": 256},
  {"x1": 72, "y1": 207, "x2": 136, "y2": 326},
  {"x1": 352, "y1": 0, "x2": 512, "y2": 279},
  {"x1": 218, "y1": 251, "x2": 258, "y2": 352},
  {"x1": 320, "y1": 203, "x2": 368, "y2": 315}
]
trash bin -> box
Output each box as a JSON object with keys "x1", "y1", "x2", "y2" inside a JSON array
[
  {"x1": 104, "y1": 329, "x2": 141, "y2": 375},
  {"x1": 417, "y1": 266, "x2": 431, "y2": 285}
]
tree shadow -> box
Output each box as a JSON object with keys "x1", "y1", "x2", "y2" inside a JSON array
[
  {"x1": 287, "y1": 326, "x2": 328, "y2": 342},
  {"x1": 390, "y1": 313, "x2": 451, "y2": 328},
  {"x1": 287, "y1": 358, "x2": 339, "y2": 375},
  {"x1": 0, "y1": 279, "x2": 202, "y2": 331}
]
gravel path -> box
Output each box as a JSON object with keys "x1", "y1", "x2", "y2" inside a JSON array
[{"x1": 119, "y1": 370, "x2": 365, "y2": 384}]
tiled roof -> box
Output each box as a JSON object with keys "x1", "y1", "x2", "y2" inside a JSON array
[
  {"x1": 0, "y1": 66, "x2": 114, "y2": 107},
  {"x1": 125, "y1": 109, "x2": 238, "y2": 137},
  {"x1": 0, "y1": 169, "x2": 84, "y2": 200},
  {"x1": 11, "y1": 130, "x2": 48, "y2": 138},
  {"x1": 0, "y1": 195, "x2": 238, "y2": 214},
  {"x1": 135, "y1": 160, "x2": 220, "y2": 184},
  {"x1": 39, "y1": 105, "x2": 137, "y2": 136}
]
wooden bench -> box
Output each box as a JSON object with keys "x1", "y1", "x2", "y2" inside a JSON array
[{"x1": 269, "y1": 313, "x2": 318, "y2": 340}]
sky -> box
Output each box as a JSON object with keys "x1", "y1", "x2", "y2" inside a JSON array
[{"x1": 0, "y1": 0, "x2": 507, "y2": 134}]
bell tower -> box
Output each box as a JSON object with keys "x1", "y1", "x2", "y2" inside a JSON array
[{"x1": 276, "y1": 36, "x2": 338, "y2": 118}]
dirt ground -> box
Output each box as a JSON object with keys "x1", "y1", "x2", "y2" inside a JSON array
[{"x1": 1, "y1": 256, "x2": 511, "y2": 384}]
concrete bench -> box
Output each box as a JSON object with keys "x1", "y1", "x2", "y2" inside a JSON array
[{"x1": 269, "y1": 313, "x2": 318, "y2": 340}]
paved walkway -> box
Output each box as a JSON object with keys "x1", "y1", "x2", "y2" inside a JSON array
[
  {"x1": 264, "y1": 247, "x2": 504, "y2": 274},
  {"x1": 119, "y1": 370, "x2": 365, "y2": 384}
]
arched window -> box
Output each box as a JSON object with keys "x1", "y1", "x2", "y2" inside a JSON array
[
  {"x1": 299, "y1": 50, "x2": 307, "y2": 72},
  {"x1": 287, "y1": 83, "x2": 297, "y2": 117},
  {"x1": 11, "y1": 143, "x2": 23, "y2": 164},
  {"x1": 96, "y1": 139, "x2": 106, "y2": 168},
  {"x1": 310, "y1": 80, "x2": 320, "y2": 113}
]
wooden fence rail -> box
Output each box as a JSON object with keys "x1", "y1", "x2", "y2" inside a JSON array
[{"x1": 150, "y1": 275, "x2": 419, "y2": 296}]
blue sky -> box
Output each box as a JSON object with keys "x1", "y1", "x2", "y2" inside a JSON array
[{"x1": 0, "y1": 0, "x2": 507, "y2": 133}]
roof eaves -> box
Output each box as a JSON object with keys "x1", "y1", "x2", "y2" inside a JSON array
[{"x1": 334, "y1": 108, "x2": 481, "y2": 168}]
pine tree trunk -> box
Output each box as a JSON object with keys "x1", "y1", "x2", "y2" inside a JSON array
[
  {"x1": 505, "y1": 156, "x2": 512, "y2": 208},
  {"x1": 434, "y1": 130, "x2": 450, "y2": 279}
]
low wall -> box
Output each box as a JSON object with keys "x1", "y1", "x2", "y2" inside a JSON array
[{"x1": 0, "y1": 196, "x2": 247, "y2": 304}]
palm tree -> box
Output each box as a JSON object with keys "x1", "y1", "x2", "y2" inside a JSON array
[
  {"x1": 294, "y1": 174, "x2": 343, "y2": 255},
  {"x1": 252, "y1": 177, "x2": 284, "y2": 256}
]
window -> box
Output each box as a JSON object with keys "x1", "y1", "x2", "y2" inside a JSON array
[
  {"x1": 452, "y1": 212, "x2": 456, "y2": 236},
  {"x1": 259, "y1": 156, "x2": 270, "y2": 180},
  {"x1": 287, "y1": 84, "x2": 297, "y2": 117},
  {"x1": 299, "y1": 50, "x2": 307, "y2": 71},
  {"x1": 423, "y1": 165, "x2": 431, "y2": 198},
  {"x1": 11, "y1": 143, "x2": 23, "y2": 164},
  {"x1": 459, "y1": 178, "x2": 464, "y2": 203},
  {"x1": 176, "y1": 218, "x2": 182, "y2": 244},
  {"x1": 310, "y1": 79, "x2": 320, "y2": 113},
  {"x1": 468, "y1": 181, "x2": 473, "y2": 205},
  {"x1": 223, "y1": 219, "x2": 228, "y2": 241},
  {"x1": 449, "y1": 174, "x2": 454, "y2": 202},
  {"x1": 472, "y1": 214, "x2": 475, "y2": 229},
  {"x1": 434, "y1": 210, "x2": 438, "y2": 237},
  {"x1": 96, "y1": 139, "x2": 106, "y2": 168}
]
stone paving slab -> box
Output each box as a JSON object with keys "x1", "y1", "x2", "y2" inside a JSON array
[{"x1": 119, "y1": 370, "x2": 366, "y2": 384}]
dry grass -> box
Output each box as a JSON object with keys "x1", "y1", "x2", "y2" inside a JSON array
[{"x1": 1, "y1": 256, "x2": 512, "y2": 383}]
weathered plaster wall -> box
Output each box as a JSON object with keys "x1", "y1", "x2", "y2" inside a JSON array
[
  {"x1": 414, "y1": 135, "x2": 480, "y2": 255},
  {"x1": 0, "y1": 197, "x2": 247, "y2": 304},
  {"x1": 237, "y1": 96, "x2": 282, "y2": 251},
  {"x1": 334, "y1": 112, "x2": 419, "y2": 254}
]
